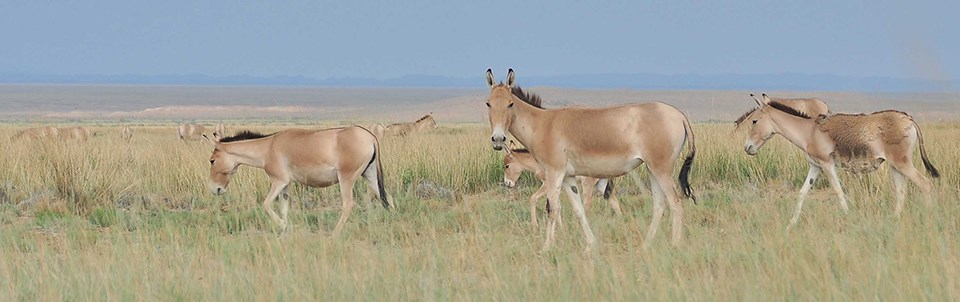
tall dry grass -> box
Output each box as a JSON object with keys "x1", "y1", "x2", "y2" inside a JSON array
[{"x1": 0, "y1": 121, "x2": 958, "y2": 300}]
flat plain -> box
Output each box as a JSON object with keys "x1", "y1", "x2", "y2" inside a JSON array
[{"x1": 0, "y1": 85, "x2": 958, "y2": 300}]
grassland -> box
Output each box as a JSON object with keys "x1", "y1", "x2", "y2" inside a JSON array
[{"x1": 0, "y1": 121, "x2": 958, "y2": 301}]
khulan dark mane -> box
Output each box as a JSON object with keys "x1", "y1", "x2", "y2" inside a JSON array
[
  {"x1": 768, "y1": 101, "x2": 812, "y2": 119},
  {"x1": 511, "y1": 86, "x2": 544, "y2": 109},
  {"x1": 415, "y1": 114, "x2": 433, "y2": 123},
  {"x1": 734, "y1": 108, "x2": 758, "y2": 126},
  {"x1": 219, "y1": 130, "x2": 274, "y2": 142},
  {"x1": 735, "y1": 101, "x2": 813, "y2": 127}
]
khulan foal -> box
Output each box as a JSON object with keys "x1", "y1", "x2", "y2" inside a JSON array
[{"x1": 502, "y1": 142, "x2": 623, "y2": 227}]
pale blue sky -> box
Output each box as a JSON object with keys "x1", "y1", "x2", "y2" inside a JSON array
[{"x1": 1, "y1": 0, "x2": 957, "y2": 83}]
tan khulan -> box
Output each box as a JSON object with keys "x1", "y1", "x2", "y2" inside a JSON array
[
  {"x1": 58, "y1": 126, "x2": 92, "y2": 141},
  {"x1": 12, "y1": 126, "x2": 60, "y2": 140},
  {"x1": 740, "y1": 93, "x2": 939, "y2": 228},
  {"x1": 213, "y1": 123, "x2": 227, "y2": 138},
  {"x1": 502, "y1": 143, "x2": 623, "y2": 227},
  {"x1": 735, "y1": 94, "x2": 831, "y2": 129},
  {"x1": 368, "y1": 123, "x2": 386, "y2": 139},
  {"x1": 178, "y1": 123, "x2": 206, "y2": 141},
  {"x1": 816, "y1": 111, "x2": 915, "y2": 172},
  {"x1": 121, "y1": 126, "x2": 134, "y2": 142},
  {"x1": 767, "y1": 96, "x2": 831, "y2": 117},
  {"x1": 204, "y1": 126, "x2": 390, "y2": 238},
  {"x1": 485, "y1": 69, "x2": 696, "y2": 253},
  {"x1": 12, "y1": 126, "x2": 93, "y2": 141},
  {"x1": 384, "y1": 114, "x2": 436, "y2": 136}
]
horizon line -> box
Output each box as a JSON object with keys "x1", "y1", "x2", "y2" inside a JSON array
[{"x1": 0, "y1": 72, "x2": 955, "y2": 92}]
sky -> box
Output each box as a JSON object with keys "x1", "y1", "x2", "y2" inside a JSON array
[{"x1": 0, "y1": 0, "x2": 957, "y2": 85}]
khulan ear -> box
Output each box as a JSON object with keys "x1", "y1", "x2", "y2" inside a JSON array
[
  {"x1": 508, "y1": 140, "x2": 518, "y2": 150},
  {"x1": 750, "y1": 93, "x2": 764, "y2": 107},
  {"x1": 486, "y1": 69, "x2": 496, "y2": 87},
  {"x1": 202, "y1": 133, "x2": 217, "y2": 146},
  {"x1": 761, "y1": 93, "x2": 772, "y2": 105},
  {"x1": 506, "y1": 68, "x2": 516, "y2": 87}
]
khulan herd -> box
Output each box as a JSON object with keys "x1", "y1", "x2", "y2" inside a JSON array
[{"x1": 13, "y1": 68, "x2": 942, "y2": 254}]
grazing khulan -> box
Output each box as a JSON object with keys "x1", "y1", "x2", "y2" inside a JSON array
[
  {"x1": 121, "y1": 126, "x2": 134, "y2": 142},
  {"x1": 739, "y1": 93, "x2": 940, "y2": 227},
  {"x1": 178, "y1": 123, "x2": 206, "y2": 141},
  {"x1": 204, "y1": 126, "x2": 390, "y2": 237},
  {"x1": 485, "y1": 69, "x2": 696, "y2": 252}
]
